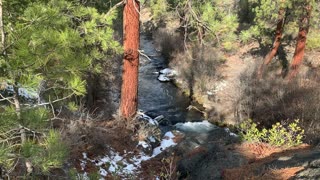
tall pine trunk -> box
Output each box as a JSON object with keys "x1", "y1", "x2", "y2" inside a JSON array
[
  {"x1": 257, "y1": 7, "x2": 285, "y2": 78},
  {"x1": 287, "y1": 2, "x2": 311, "y2": 80},
  {"x1": 120, "y1": 0, "x2": 140, "y2": 119}
]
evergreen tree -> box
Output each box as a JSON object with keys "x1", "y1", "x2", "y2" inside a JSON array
[
  {"x1": 120, "y1": 0, "x2": 140, "y2": 120},
  {"x1": 0, "y1": 0, "x2": 121, "y2": 176},
  {"x1": 241, "y1": 0, "x2": 320, "y2": 78},
  {"x1": 257, "y1": 0, "x2": 287, "y2": 78},
  {"x1": 197, "y1": 0, "x2": 238, "y2": 49},
  {"x1": 146, "y1": 0, "x2": 239, "y2": 50},
  {"x1": 287, "y1": 0, "x2": 313, "y2": 79}
]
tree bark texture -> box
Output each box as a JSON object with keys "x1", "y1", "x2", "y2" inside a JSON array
[
  {"x1": 120, "y1": 0, "x2": 140, "y2": 119},
  {"x1": 257, "y1": 8, "x2": 286, "y2": 78},
  {"x1": 287, "y1": 2, "x2": 311, "y2": 80}
]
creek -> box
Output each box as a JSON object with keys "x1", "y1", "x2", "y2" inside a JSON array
[{"x1": 138, "y1": 35, "x2": 203, "y2": 124}]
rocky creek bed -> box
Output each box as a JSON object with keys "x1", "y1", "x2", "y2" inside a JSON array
[{"x1": 65, "y1": 35, "x2": 320, "y2": 180}]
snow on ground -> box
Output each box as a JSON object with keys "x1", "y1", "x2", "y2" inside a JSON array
[
  {"x1": 158, "y1": 68, "x2": 177, "y2": 82},
  {"x1": 152, "y1": 131, "x2": 176, "y2": 156},
  {"x1": 137, "y1": 111, "x2": 159, "y2": 125},
  {"x1": 159, "y1": 68, "x2": 177, "y2": 76},
  {"x1": 78, "y1": 114, "x2": 229, "y2": 179},
  {"x1": 174, "y1": 120, "x2": 217, "y2": 133},
  {"x1": 158, "y1": 74, "x2": 171, "y2": 82},
  {"x1": 79, "y1": 131, "x2": 177, "y2": 179},
  {"x1": 224, "y1": 128, "x2": 238, "y2": 137}
]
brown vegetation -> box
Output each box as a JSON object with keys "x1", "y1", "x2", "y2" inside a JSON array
[
  {"x1": 237, "y1": 64, "x2": 320, "y2": 144},
  {"x1": 223, "y1": 142, "x2": 310, "y2": 180}
]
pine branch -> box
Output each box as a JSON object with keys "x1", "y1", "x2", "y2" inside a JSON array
[
  {"x1": 0, "y1": 94, "x2": 14, "y2": 104},
  {"x1": 22, "y1": 93, "x2": 75, "y2": 108},
  {"x1": 105, "y1": 0, "x2": 125, "y2": 17},
  {"x1": 138, "y1": 50, "x2": 151, "y2": 61}
]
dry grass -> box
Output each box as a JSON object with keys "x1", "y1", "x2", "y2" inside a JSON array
[
  {"x1": 259, "y1": 167, "x2": 305, "y2": 180},
  {"x1": 153, "y1": 29, "x2": 184, "y2": 62},
  {"x1": 168, "y1": 45, "x2": 225, "y2": 102},
  {"x1": 234, "y1": 142, "x2": 310, "y2": 161},
  {"x1": 224, "y1": 166, "x2": 304, "y2": 180},
  {"x1": 223, "y1": 142, "x2": 310, "y2": 180}
]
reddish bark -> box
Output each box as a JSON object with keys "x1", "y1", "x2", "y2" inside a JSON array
[
  {"x1": 287, "y1": 3, "x2": 312, "y2": 80},
  {"x1": 257, "y1": 8, "x2": 286, "y2": 79},
  {"x1": 120, "y1": 0, "x2": 140, "y2": 119}
]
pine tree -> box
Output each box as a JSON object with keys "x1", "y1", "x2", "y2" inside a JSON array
[
  {"x1": 241, "y1": 0, "x2": 319, "y2": 79},
  {"x1": 287, "y1": 0, "x2": 312, "y2": 79},
  {"x1": 0, "y1": 0, "x2": 121, "y2": 176},
  {"x1": 257, "y1": 1, "x2": 286, "y2": 78},
  {"x1": 120, "y1": 0, "x2": 140, "y2": 119}
]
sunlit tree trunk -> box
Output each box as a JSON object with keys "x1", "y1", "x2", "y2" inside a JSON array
[
  {"x1": 120, "y1": 0, "x2": 140, "y2": 119},
  {"x1": 287, "y1": 2, "x2": 311, "y2": 80},
  {"x1": 257, "y1": 7, "x2": 286, "y2": 78}
]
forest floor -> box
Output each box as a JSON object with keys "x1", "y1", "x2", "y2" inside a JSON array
[{"x1": 58, "y1": 116, "x2": 320, "y2": 180}]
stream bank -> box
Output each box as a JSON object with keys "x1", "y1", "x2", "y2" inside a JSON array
[
  {"x1": 136, "y1": 23, "x2": 320, "y2": 179},
  {"x1": 136, "y1": 34, "x2": 247, "y2": 179}
]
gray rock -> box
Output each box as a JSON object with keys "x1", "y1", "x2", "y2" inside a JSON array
[
  {"x1": 174, "y1": 128, "x2": 244, "y2": 180},
  {"x1": 310, "y1": 159, "x2": 320, "y2": 168},
  {"x1": 294, "y1": 168, "x2": 320, "y2": 180}
]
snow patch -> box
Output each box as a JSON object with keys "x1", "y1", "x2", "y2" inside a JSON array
[
  {"x1": 137, "y1": 111, "x2": 159, "y2": 125},
  {"x1": 224, "y1": 128, "x2": 238, "y2": 137},
  {"x1": 160, "y1": 68, "x2": 177, "y2": 76},
  {"x1": 175, "y1": 120, "x2": 217, "y2": 133},
  {"x1": 152, "y1": 131, "x2": 177, "y2": 156},
  {"x1": 158, "y1": 74, "x2": 171, "y2": 82},
  {"x1": 138, "y1": 141, "x2": 150, "y2": 148},
  {"x1": 158, "y1": 68, "x2": 177, "y2": 82},
  {"x1": 79, "y1": 131, "x2": 178, "y2": 178}
]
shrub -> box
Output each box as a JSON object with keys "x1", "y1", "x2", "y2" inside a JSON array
[
  {"x1": 239, "y1": 119, "x2": 304, "y2": 147},
  {"x1": 239, "y1": 119, "x2": 267, "y2": 142}
]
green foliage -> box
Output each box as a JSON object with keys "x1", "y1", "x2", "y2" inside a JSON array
[
  {"x1": 21, "y1": 107, "x2": 49, "y2": 129},
  {"x1": 67, "y1": 102, "x2": 79, "y2": 112},
  {"x1": 1, "y1": 0, "x2": 121, "y2": 103},
  {"x1": 0, "y1": 144, "x2": 15, "y2": 170},
  {"x1": 268, "y1": 120, "x2": 304, "y2": 146},
  {"x1": 307, "y1": 30, "x2": 320, "y2": 50},
  {"x1": 150, "y1": 0, "x2": 168, "y2": 20},
  {"x1": 0, "y1": 106, "x2": 18, "y2": 129},
  {"x1": 0, "y1": 106, "x2": 48, "y2": 129},
  {"x1": 241, "y1": 0, "x2": 320, "y2": 47},
  {"x1": 239, "y1": 119, "x2": 305, "y2": 147},
  {"x1": 239, "y1": 119, "x2": 267, "y2": 142},
  {"x1": 147, "y1": 0, "x2": 239, "y2": 49},
  {"x1": 201, "y1": 1, "x2": 239, "y2": 50},
  {"x1": 21, "y1": 130, "x2": 68, "y2": 173},
  {"x1": 0, "y1": 0, "x2": 122, "y2": 176}
]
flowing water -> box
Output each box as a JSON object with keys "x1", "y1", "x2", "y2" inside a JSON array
[{"x1": 138, "y1": 35, "x2": 203, "y2": 124}]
